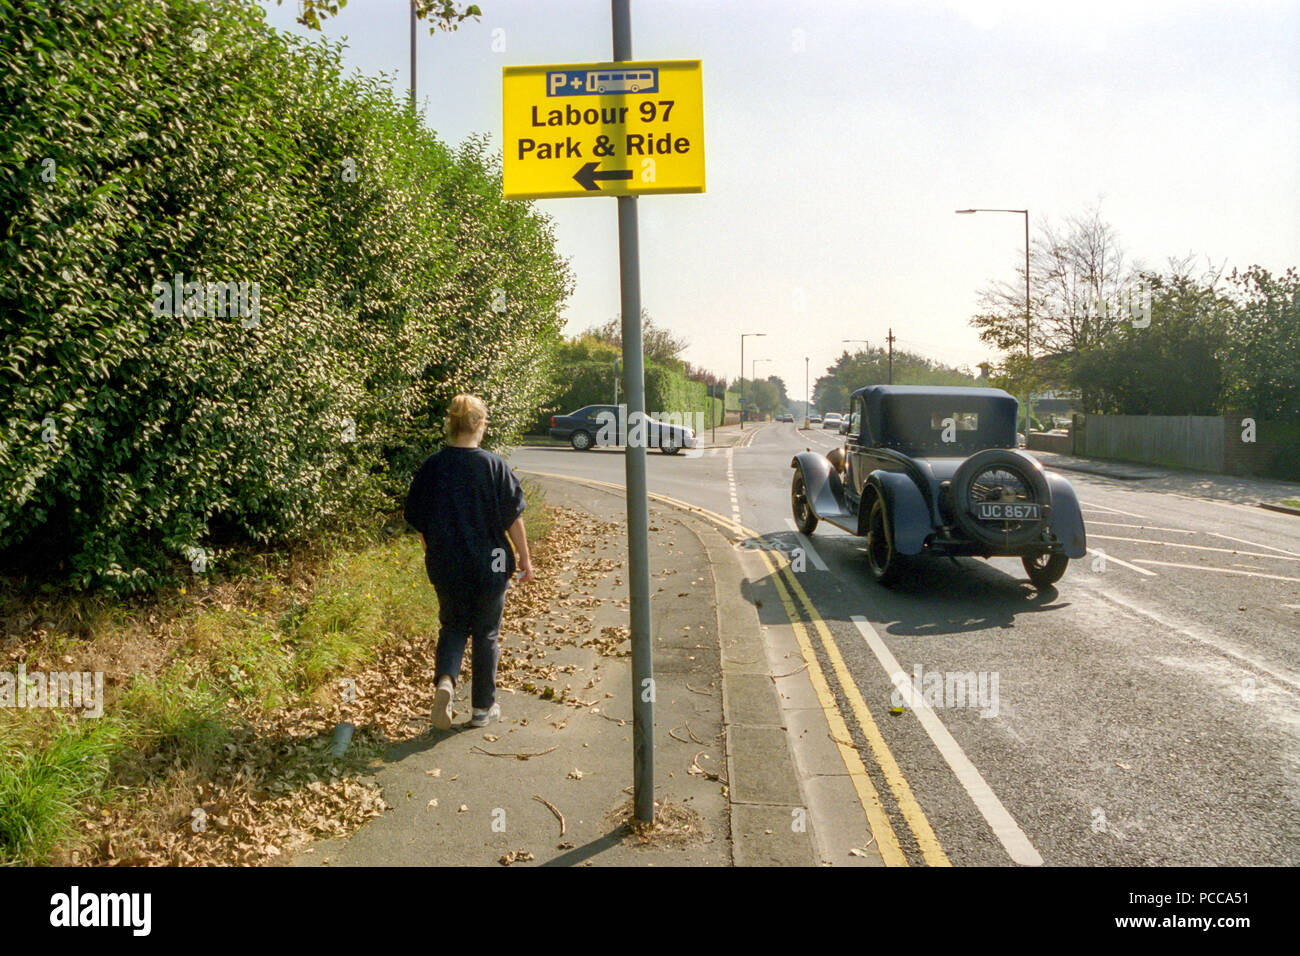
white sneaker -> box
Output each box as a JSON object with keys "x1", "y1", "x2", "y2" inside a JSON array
[
  {"x1": 431, "y1": 677, "x2": 454, "y2": 731},
  {"x1": 470, "y1": 703, "x2": 501, "y2": 728}
]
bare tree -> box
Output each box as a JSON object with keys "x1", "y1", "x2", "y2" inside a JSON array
[{"x1": 971, "y1": 203, "x2": 1137, "y2": 359}]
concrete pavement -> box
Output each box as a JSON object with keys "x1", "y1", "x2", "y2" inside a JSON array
[{"x1": 289, "y1": 471, "x2": 826, "y2": 867}]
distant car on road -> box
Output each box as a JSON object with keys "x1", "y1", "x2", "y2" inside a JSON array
[
  {"x1": 549, "y1": 404, "x2": 696, "y2": 455},
  {"x1": 809, "y1": 414, "x2": 822, "y2": 425},
  {"x1": 822, "y1": 413, "x2": 842, "y2": 430},
  {"x1": 789, "y1": 385, "x2": 1086, "y2": 587},
  {"x1": 781, "y1": 413, "x2": 795, "y2": 422}
]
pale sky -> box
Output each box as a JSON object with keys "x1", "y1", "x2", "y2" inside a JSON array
[{"x1": 260, "y1": 0, "x2": 1300, "y2": 399}]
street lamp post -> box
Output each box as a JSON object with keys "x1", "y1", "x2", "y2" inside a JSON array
[
  {"x1": 956, "y1": 207, "x2": 1032, "y2": 431},
  {"x1": 804, "y1": 357, "x2": 809, "y2": 428},
  {"x1": 740, "y1": 332, "x2": 765, "y2": 429},
  {"x1": 409, "y1": 2, "x2": 417, "y2": 113}
]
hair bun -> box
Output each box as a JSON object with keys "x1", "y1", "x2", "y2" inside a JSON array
[{"x1": 447, "y1": 394, "x2": 488, "y2": 439}]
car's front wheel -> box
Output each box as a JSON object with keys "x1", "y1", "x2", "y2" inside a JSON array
[
  {"x1": 1022, "y1": 552, "x2": 1068, "y2": 587},
  {"x1": 570, "y1": 430, "x2": 593, "y2": 451},
  {"x1": 865, "y1": 495, "x2": 904, "y2": 587},
  {"x1": 660, "y1": 433, "x2": 682, "y2": 455},
  {"x1": 791, "y1": 471, "x2": 818, "y2": 534}
]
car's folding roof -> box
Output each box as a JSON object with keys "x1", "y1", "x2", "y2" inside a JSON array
[{"x1": 855, "y1": 385, "x2": 1019, "y2": 451}]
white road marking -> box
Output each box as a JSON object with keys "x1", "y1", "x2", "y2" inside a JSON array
[
  {"x1": 1088, "y1": 535, "x2": 1300, "y2": 563},
  {"x1": 1207, "y1": 532, "x2": 1300, "y2": 558},
  {"x1": 1076, "y1": 584, "x2": 1300, "y2": 694},
  {"x1": 1168, "y1": 492, "x2": 1262, "y2": 514},
  {"x1": 782, "y1": 519, "x2": 829, "y2": 570},
  {"x1": 850, "y1": 615, "x2": 1044, "y2": 867},
  {"x1": 726, "y1": 447, "x2": 742, "y2": 525},
  {"x1": 1130, "y1": 560, "x2": 1300, "y2": 584},
  {"x1": 1086, "y1": 520, "x2": 1196, "y2": 534},
  {"x1": 1080, "y1": 501, "x2": 1147, "y2": 518},
  {"x1": 1088, "y1": 548, "x2": 1157, "y2": 576}
]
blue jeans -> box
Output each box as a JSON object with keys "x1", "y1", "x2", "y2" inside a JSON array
[{"x1": 432, "y1": 580, "x2": 505, "y2": 710}]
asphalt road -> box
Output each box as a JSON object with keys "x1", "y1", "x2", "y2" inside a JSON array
[{"x1": 510, "y1": 423, "x2": 1300, "y2": 866}]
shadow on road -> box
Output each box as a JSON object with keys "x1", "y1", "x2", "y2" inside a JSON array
[{"x1": 739, "y1": 530, "x2": 1069, "y2": 638}]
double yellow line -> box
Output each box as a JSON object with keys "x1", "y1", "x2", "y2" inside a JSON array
[{"x1": 516, "y1": 469, "x2": 949, "y2": 867}]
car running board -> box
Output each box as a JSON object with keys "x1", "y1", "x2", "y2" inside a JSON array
[{"x1": 817, "y1": 512, "x2": 860, "y2": 535}]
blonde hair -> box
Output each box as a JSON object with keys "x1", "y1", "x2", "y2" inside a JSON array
[{"x1": 446, "y1": 394, "x2": 488, "y2": 439}]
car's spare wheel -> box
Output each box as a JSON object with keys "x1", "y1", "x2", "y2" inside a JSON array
[{"x1": 951, "y1": 449, "x2": 1051, "y2": 549}]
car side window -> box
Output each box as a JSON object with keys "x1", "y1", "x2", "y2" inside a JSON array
[{"x1": 850, "y1": 398, "x2": 862, "y2": 441}]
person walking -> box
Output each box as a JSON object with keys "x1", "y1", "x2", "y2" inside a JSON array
[{"x1": 404, "y1": 395, "x2": 534, "y2": 730}]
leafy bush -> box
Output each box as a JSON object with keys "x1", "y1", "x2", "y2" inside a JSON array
[
  {"x1": 540, "y1": 360, "x2": 721, "y2": 433},
  {"x1": 0, "y1": 0, "x2": 571, "y2": 590}
]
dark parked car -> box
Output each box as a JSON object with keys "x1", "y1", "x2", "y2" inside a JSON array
[
  {"x1": 549, "y1": 404, "x2": 696, "y2": 455},
  {"x1": 790, "y1": 385, "x2": 1086, "y2": 587}
]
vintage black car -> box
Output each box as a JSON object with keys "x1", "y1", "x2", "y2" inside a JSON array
[{"x1": 790, "y1": 385, "x2": 1086, "y2": 587}]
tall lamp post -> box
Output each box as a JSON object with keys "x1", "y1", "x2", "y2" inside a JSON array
[
  {"x1": 956, "y1": 208, "x2": 1031, "y2": 431},
  {"x1": 804, "y1": 357, "x2": 809, "y2": 428},
  {"x1": 752, "y1": 358, "x2": 770, "y2": 423},
  {"x1": 740, "y1": 332, "x2": 765, "y2": 429}
]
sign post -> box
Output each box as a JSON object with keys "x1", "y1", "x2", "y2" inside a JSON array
[{"x1": 502, "y1": 3, "x2": 704, "y2": 823}]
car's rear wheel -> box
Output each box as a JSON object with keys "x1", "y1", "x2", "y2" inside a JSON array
[
  {"x1": 1022, "y1": 551, "x2": 1068, "y2": 587},
  {"x1": 791, "y1": 471, "x2": 818, "y2": 534},
  {"x1": 865, "y1": 495, "x2": 904, "y2": 586},
  {"x1": 570, "y1": 430, "x2": 593, "y2": 451},
  {"x1": 660, "y1": 433, "x2": 682, "y2": 455}
]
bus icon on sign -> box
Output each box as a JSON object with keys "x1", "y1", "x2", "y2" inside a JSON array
[
  {"x1": 589, "y1": 69, "x2": 656, "y2": 93},
  {"x1": 547, "y1": 68, "x2": 659, "y2": 96}
]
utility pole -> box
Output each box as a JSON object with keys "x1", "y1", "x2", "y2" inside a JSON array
[
  {"x1": 409, "y1": 2, "x2": 416, "y2": 113},
  {"x1": 886, "y1": 328, "x2": 895, "y2": 384},
  {"x1": 740, "y1": 332, "x2": 764, "y2": 429},
  {"x1": 612, "y1": 0, "x2": 654, "y2": 824},
  {"x1": 710, "y1": 383, "x2": 716, "y2": 444},
  {"x1": 804, "y1": 356, "x2": 809, "y2": 427}
]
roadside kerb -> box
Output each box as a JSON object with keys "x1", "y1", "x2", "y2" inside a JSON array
[{"x1": 516, "y1": 468, "x2": 937, "y2": 865}]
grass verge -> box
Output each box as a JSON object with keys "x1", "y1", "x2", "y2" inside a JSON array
[{"x1": 0, "y1": 480, "x2": 553, "y2": 865}]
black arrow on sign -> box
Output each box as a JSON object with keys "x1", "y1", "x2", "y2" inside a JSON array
[{"x1": 573, "y1": 161, "x2": 634, "y2": 191}]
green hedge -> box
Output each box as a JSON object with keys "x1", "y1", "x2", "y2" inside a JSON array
[
  {"x1": 540, "y1": 361, "x2": 725, "y2": 432},
  {"x1": 0, "y1": 0, "x2": 571, "y2": 591},
  {"x1": 535, "y1": 362, "x2": 617, "y2": 432}
]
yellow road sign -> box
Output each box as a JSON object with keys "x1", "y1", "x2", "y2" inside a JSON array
[{"x1": 502, "y1": 60, "x2": 705, "y2": 200}]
